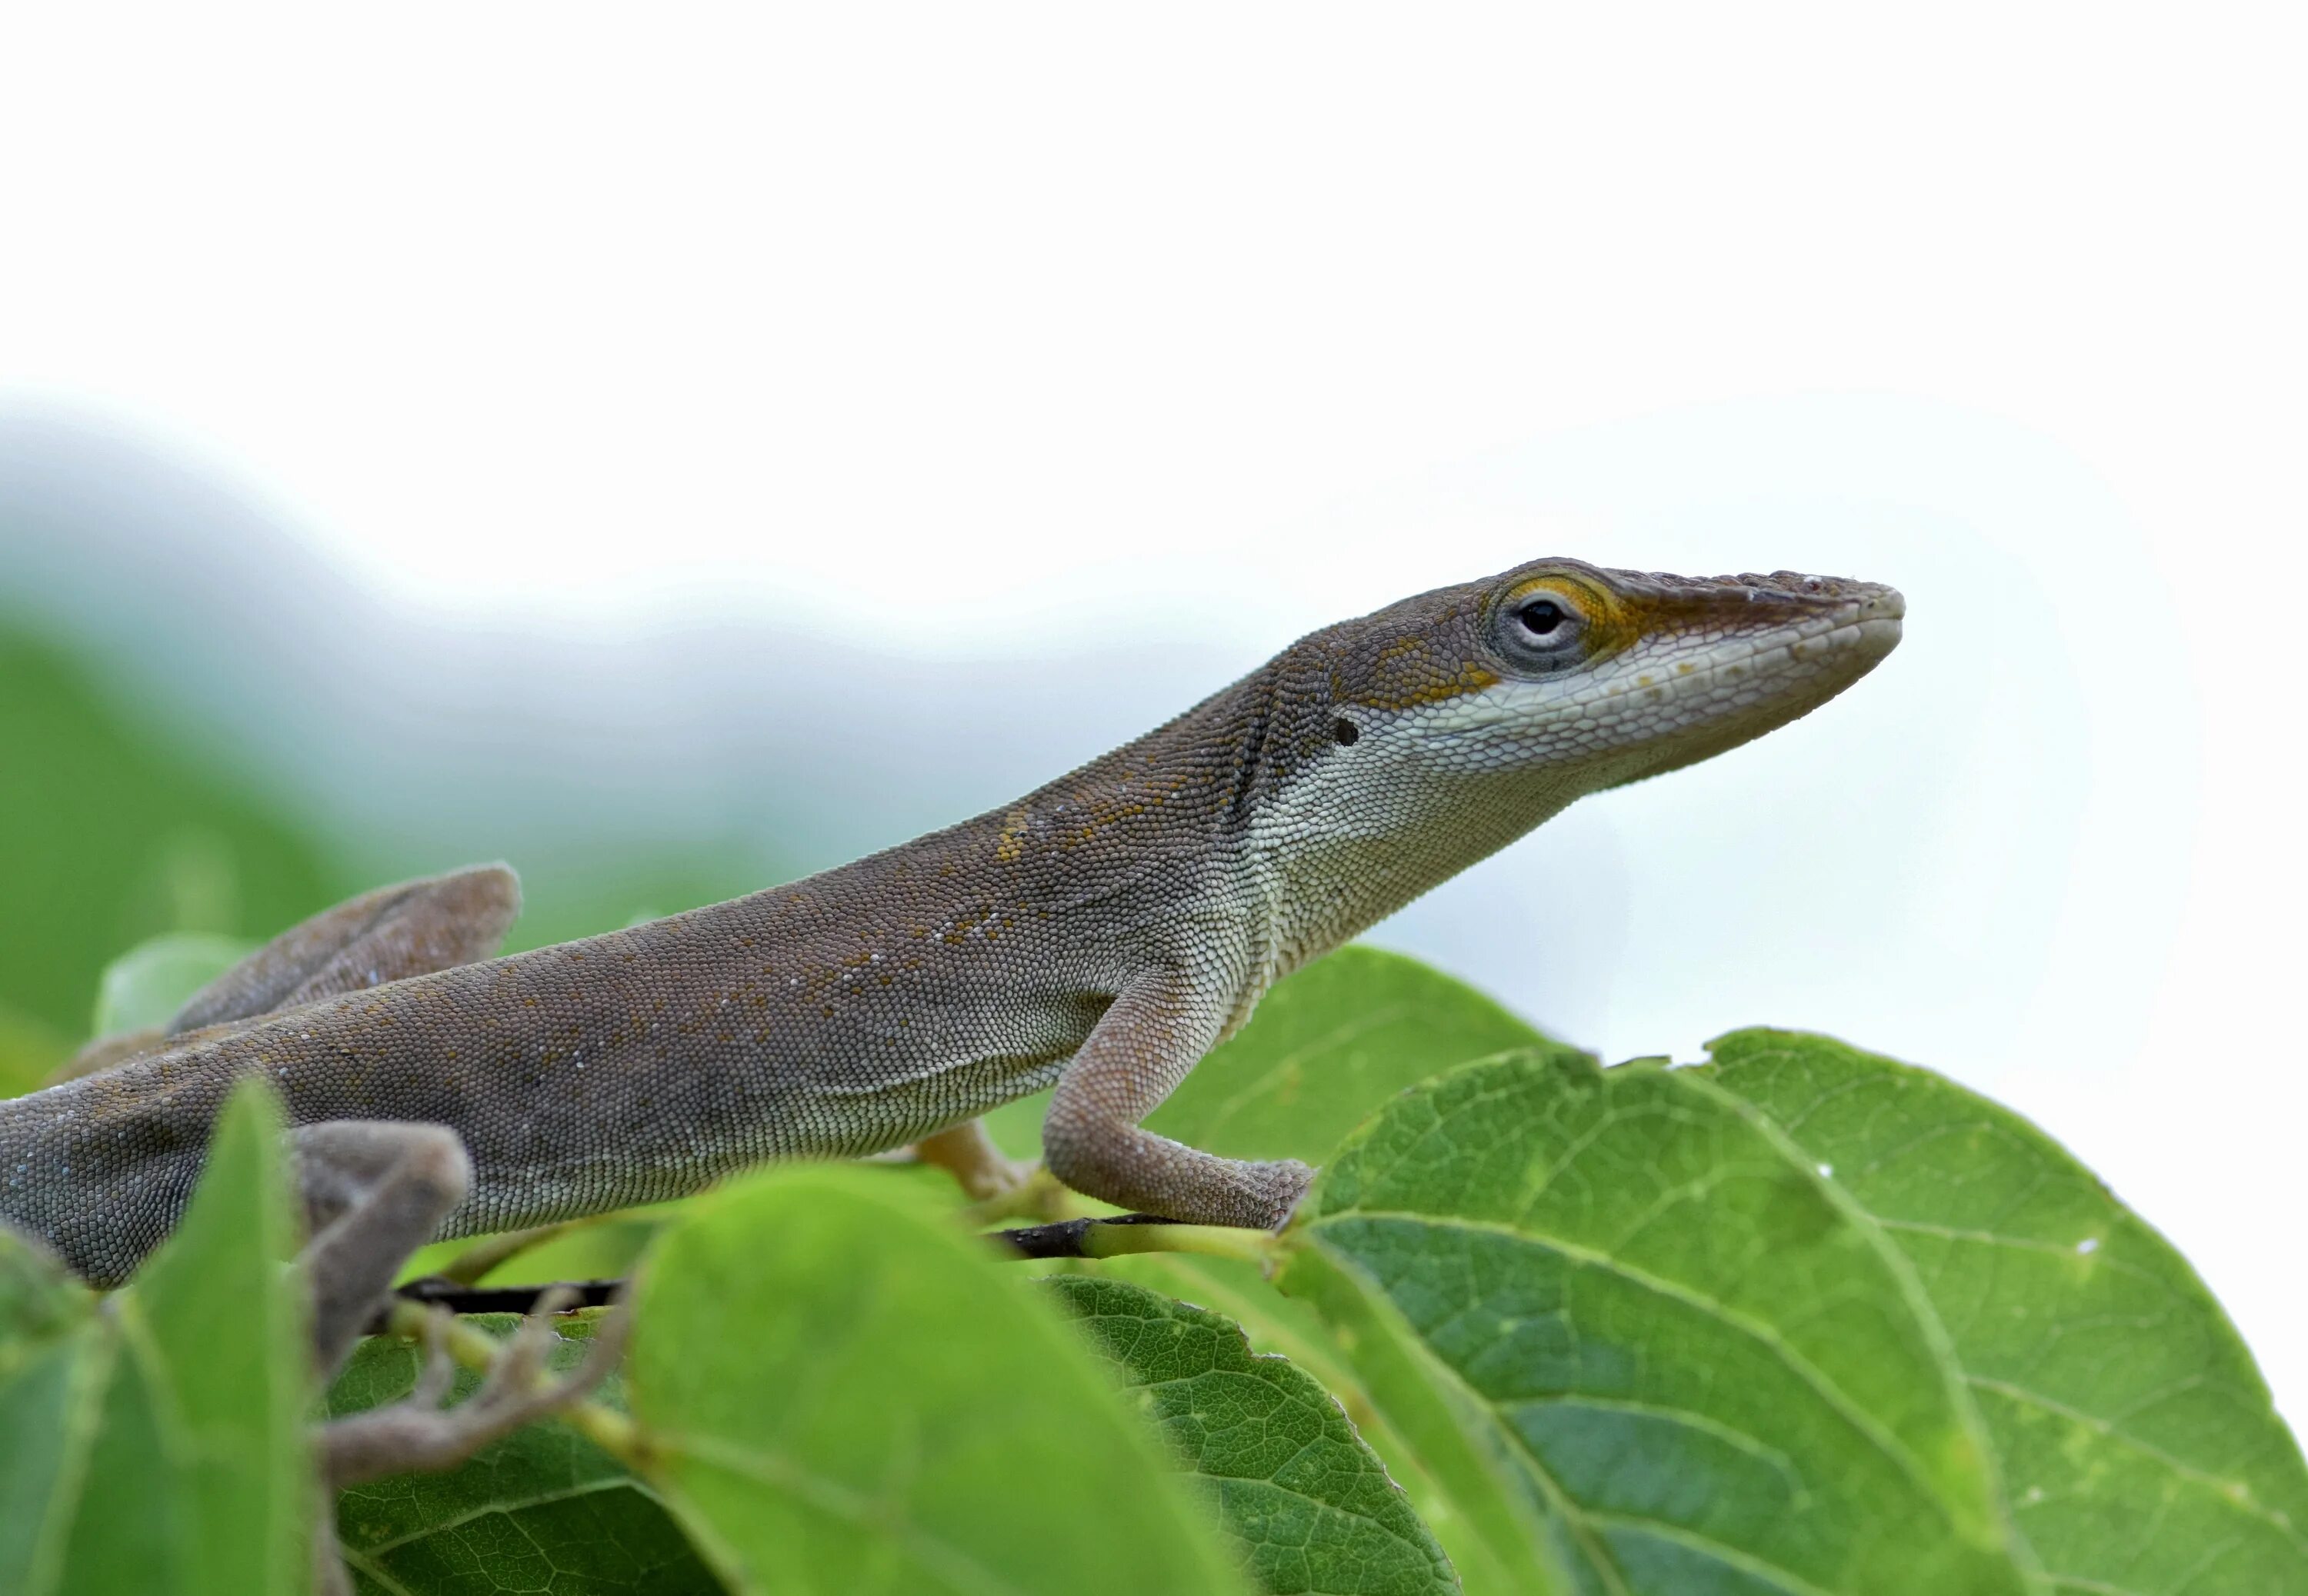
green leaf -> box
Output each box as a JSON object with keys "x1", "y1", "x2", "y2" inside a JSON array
[
  {"x1": 53, "y1": 1329, "x2": 194, "y2": 1594},
  {"x1": 0, "y1": 1083, "x2": 308, "y2": 1596},
  {"x1": 0, "y1": 1237, "x2": 103, "y2": 1593},
  {"x1": 1279, "y1": 1045, "x2": 2039, "y2": 1596},
  {"x1": 124, "y1": 1078, "x2": 312, "y2": 1596},
  {"x1": 1086, "y1": 948, "x2": 1547, "y2": 1595},
  {"x1": 1047, "y1": 1274, "x2": 1456, "y2": 1595},
  {"x1": 629, "y1": 1164, "x2": 1251, "y2": 1596},
  {"x1": 1701, "y1": 1028, "x2": 2308, "y2": 1594},
  {"x1": 1084, "y1": 1248, "x2": 1498, "y2": 1592},
  {"x1": 89, "y1": 931, "x2": 253, "y2": 1039},
  {"x1": 327, "y1": 1315, "x2": 719, "y2": 1595},
  {"x1": 0, "y1": 1224, "x2": 90, "y2": 1375}
]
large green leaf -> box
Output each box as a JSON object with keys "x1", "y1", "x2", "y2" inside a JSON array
[
  {"x1": 327, "y1": 1316, "x2": 718, "y2": 1596},
  {"x1": 1072, "y1": 948, "x2": 1546, "y2": 1594},
  {"x1": 1701, "y1": 1028, "x2": 2308, "y2": 1594},
  {"x1": 1047, "y1": 1274, "x2": 1456, "y2": 1595},
  {"x1": 628, "y1": 1165, "x2": 1250, "y2": 1596},
  {"x1": 1278, "y1": 1045, "x2": 2040, "y2": 1596},
  {"x1": 0, "y1": 1081, "x2": 311, "y2": 1596}
]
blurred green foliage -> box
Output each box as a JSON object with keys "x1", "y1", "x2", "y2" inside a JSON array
[
  {"x1": 0, "y1": 626, "x2": 338, "y2": 1038},
  {"x1": 0, "y1": 618, "x2": 774, "y2": 1071}
]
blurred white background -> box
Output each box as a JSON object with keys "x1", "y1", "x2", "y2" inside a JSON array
[{"x1": 3, "y1": 8, "x2": 2302, "y2": 1414}]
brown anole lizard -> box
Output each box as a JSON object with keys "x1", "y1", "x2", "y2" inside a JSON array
[{"x1": 0, "y1": 556, "x2": 1902, "y2": 1492}]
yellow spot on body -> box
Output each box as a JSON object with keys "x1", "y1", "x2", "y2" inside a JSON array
[
  {"x1": 994, "y1": 807, "x2": 1030, "y2": 863},
  {"x1": 1349, "y1": 661, "x2": 1502, "y2": 711}
]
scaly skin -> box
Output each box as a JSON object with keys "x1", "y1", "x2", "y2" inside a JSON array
[{"x1": 0, "y1": 558, "x2": 1901, "y2": 1285}]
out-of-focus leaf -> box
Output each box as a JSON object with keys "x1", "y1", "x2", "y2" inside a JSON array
[
  {"x1": 1702, "y1": 1028, "x2": 2308, "y2": 1594},
  {"x1": 0, "y1": 1082, "x2": 308, "y2": 1596},
  {"x1": 1279, "y1": 1045, "x2": 2040, "y2": 1596},
  {"x1": 629, "y1": 1165, "x2": 1250, "y2": 1596},
  {"x1": 395, "y1": 1209, "x2": 677, "y2": 1289},
  {"x1": 0, "y1": 1223, "x2": 88, "y2": 1373},
  {"x1": 0, "y1": 1228, "x2": 101, "y2": 1591},
  {"x1": 125, "y1": 1078, "x2": 311, "y2": 1596},
  {"x1": 89, "y1": 931, "x2": 252, "y2": 1038},
  {"x1": 54, "y1": 1330, "x2": 192, "y2": 1594},
  {"x1": 328, "y1": 1315, "x2": 718, "y2": 1596},
  {"x1": 1049, "y1": 1274, "x2": 1456, "y2": 1595}
]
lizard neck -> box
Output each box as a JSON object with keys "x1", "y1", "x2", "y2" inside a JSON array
[{"x1": 1136, "y1": 648, "x2": 1584, "y2": 989}]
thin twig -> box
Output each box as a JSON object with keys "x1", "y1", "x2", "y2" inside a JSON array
[
  {"x1": 991, "y1": 1212, "x2": 1279, "y2": 1264},
  {"x1": 375, "y1": 1208, "x2": 1276, "y2": 1327},
  {"x1": 388, "y1": 1275, "x2": 624, "y2": 1317}
]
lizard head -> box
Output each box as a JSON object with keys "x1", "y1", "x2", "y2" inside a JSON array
[
  {"x1": 1256, "y1": 557, "x2": 1903, "y2": 963},
  {"x1": 1319, "y1": 556, "x2": 1903, "y2": 793}
]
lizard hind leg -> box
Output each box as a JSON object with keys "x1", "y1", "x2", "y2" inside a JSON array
[
  {"x1": 51, "y1": 864, "x2": 522, "y2": 1085},
  {"x1": 911, "y1": 1118, "x2": 1039, "y2": 1202},
  {"x1": 170, "y1": 862, "x2": 522, "y2": 1033}
]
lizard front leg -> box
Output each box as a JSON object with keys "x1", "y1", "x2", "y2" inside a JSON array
[
  {"x1": 295, "y1": 1120, "x2": 476, "y2": 1371},
  {"x1": 1042, "y1": 971, "x2": 1312, "y2": 1229}
]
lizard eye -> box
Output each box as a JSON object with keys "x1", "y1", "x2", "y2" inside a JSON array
[
  {"x1": 1518, "y1": 599, "x2": 1566, "y2": 636},
  {"x1": 1494, "y1": 589, "x2": 1589, "y2": 671}
]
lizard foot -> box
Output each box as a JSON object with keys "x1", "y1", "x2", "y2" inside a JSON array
[{"x1": 319, "y1": 1287, "x2": 629, "y2": 1488}]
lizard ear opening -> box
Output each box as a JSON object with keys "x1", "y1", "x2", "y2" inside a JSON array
[{"x1": 1332, "y1": 718, "x2": 1360, "y2": 747}]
